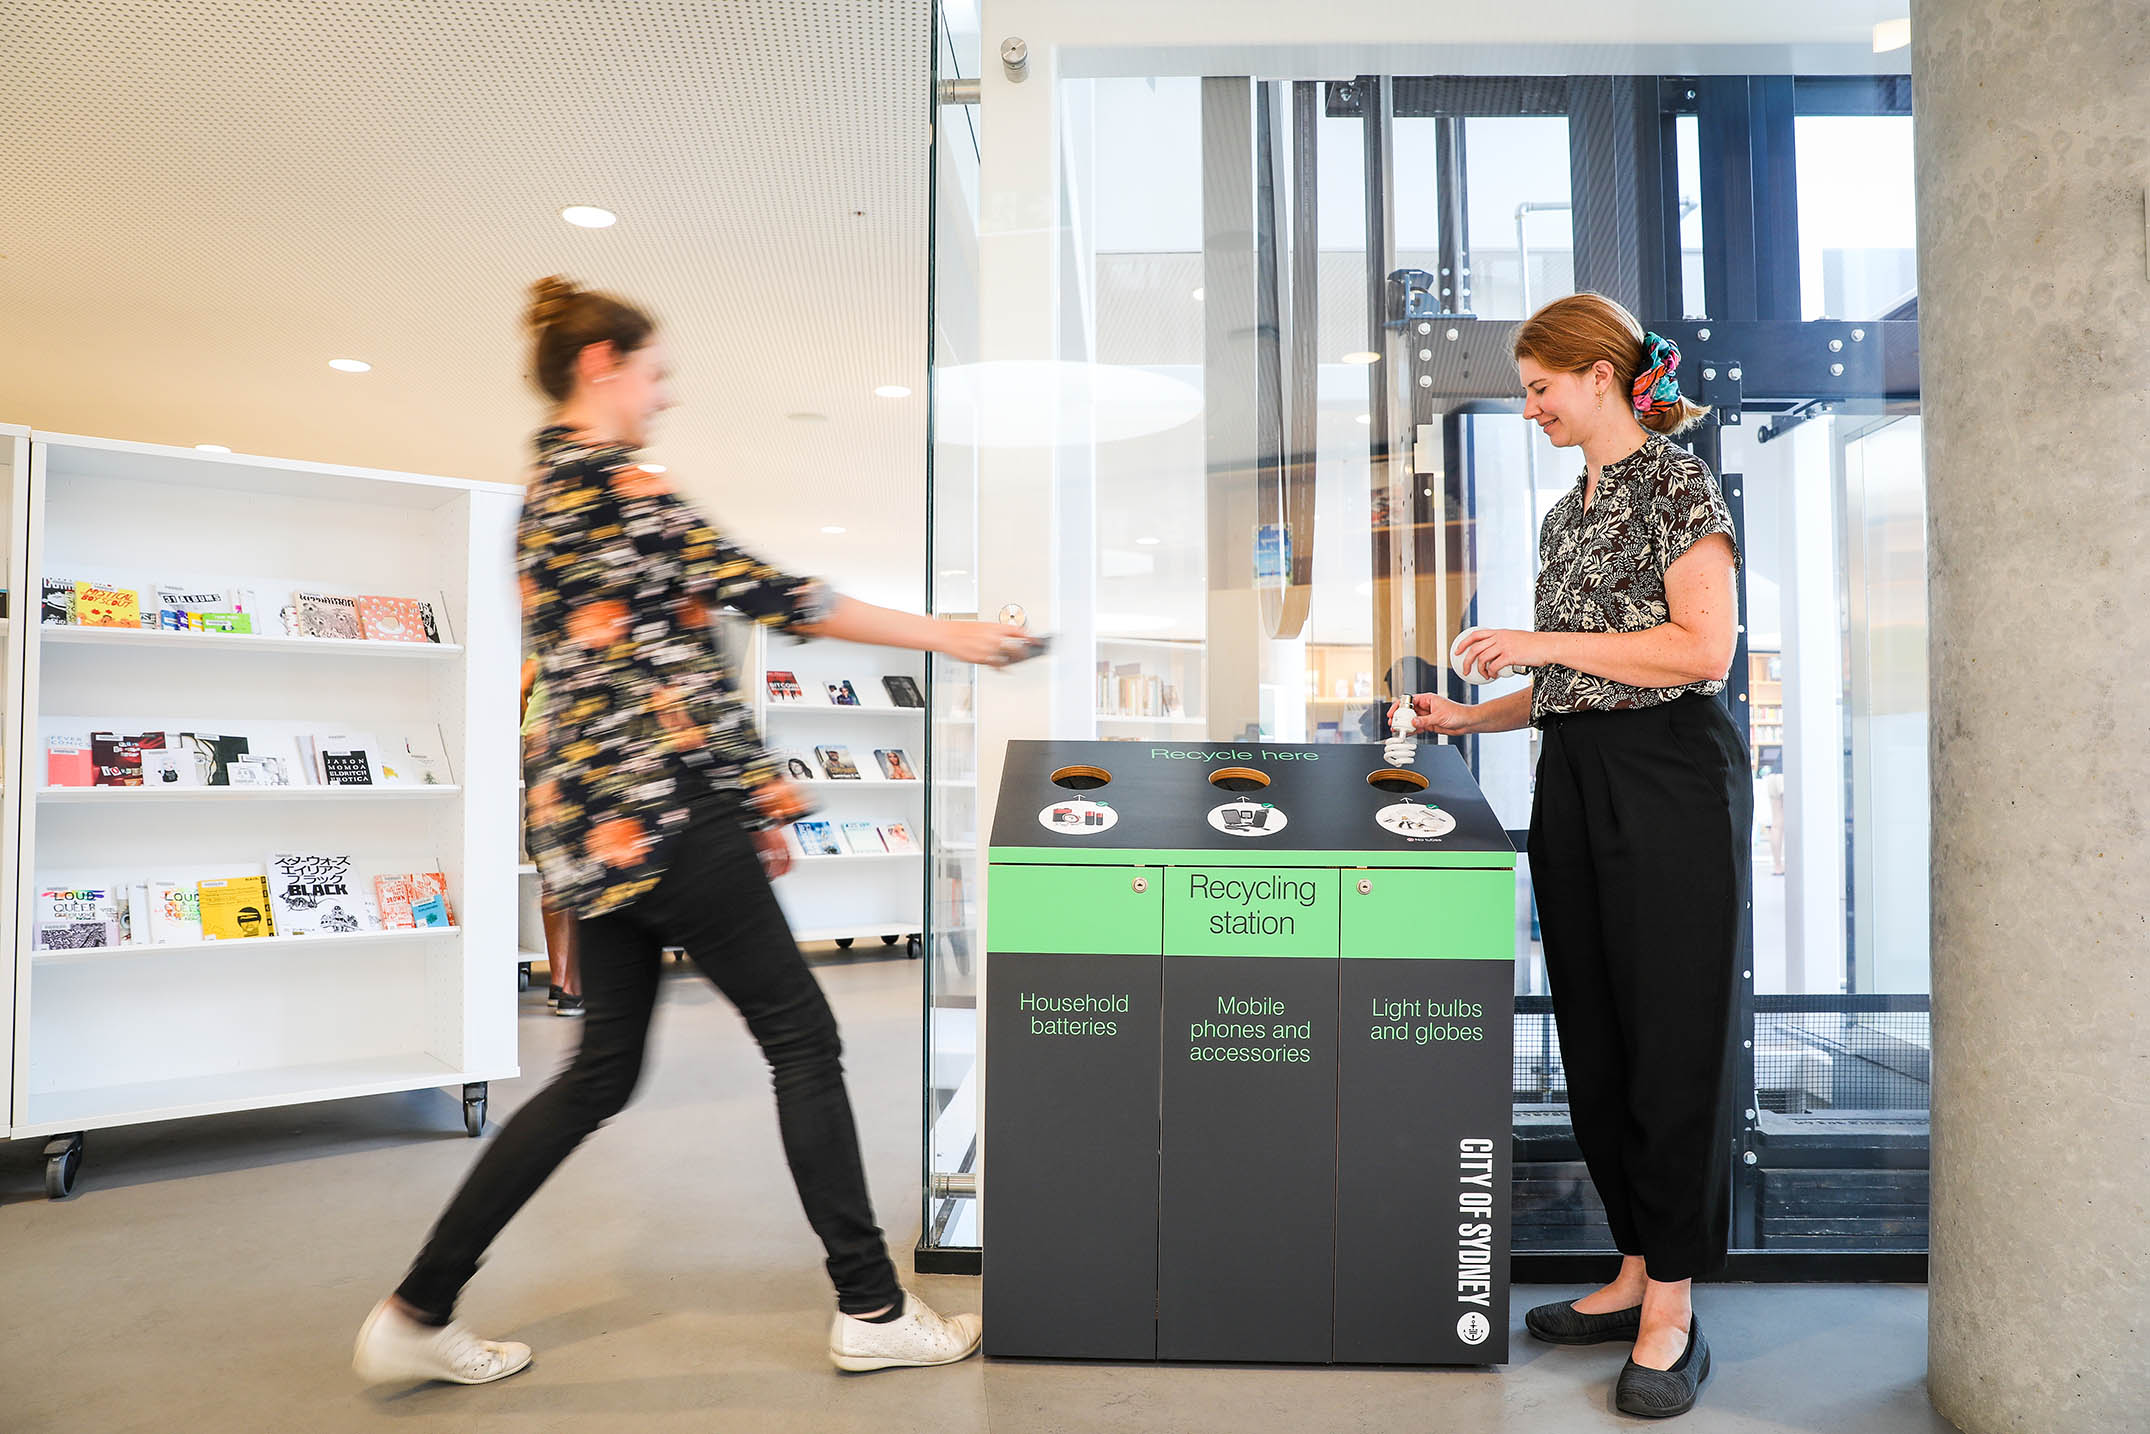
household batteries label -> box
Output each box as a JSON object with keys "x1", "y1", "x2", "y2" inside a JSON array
[{"x1": 1038, "y1": 799, "x2": 1118, "y2": 834}]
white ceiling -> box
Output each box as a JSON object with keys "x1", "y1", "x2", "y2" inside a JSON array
[{"x1": 0, "y1": 0, "x2": 932, "y2": 605}]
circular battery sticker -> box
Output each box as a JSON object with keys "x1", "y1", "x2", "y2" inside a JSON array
[
  {"x1": 1207, "y1": 800, "x2": 1288, "y2": 837},
  {"x1": 1375, "y1": 800, "x2": 1456, "y2": 840},
  {"x1": 1038, "y1": 799, "x2": 1118, "y2": 835}
]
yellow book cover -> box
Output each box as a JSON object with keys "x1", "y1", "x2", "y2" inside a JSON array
[
  {"x1": 197, "y1": 876, "x2": 277, "y2": 939},
  {"x1": 74, "y1": 582, "x2": 143, "y2": 629}
]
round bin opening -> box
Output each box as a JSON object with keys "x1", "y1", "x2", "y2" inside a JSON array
[
  {"x1": 1050, "y1": 764, "x2": 1112, "y2": 791},
  {"x1": 1367, "y1": 768, "x2": 1430, "y2": 794},
  {"x1": 1208, "y1": 766, "x2": 1271, "y2": 793}
]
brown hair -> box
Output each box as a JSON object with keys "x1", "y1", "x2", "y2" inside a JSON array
[
  {"x1": 1512, "y1": 292, "x2": 1709, "y2": 436},
  {"x1": 525, "y1": 275, "x2": 656, "y2": 403}
]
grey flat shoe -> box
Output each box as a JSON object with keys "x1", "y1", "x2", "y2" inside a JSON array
[
  {"x1": 1614, "y1": 1316, "x2": 1710, "y2": 1419},
  {"x1": 1523, "y1": 1298, "x2": 1644, "y2": 1345}
]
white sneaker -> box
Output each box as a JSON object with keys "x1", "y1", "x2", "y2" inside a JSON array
[
  {"x1": 827, "y1": 1291, "x2": 983, "y2": 1372},
  {"x1": 353, "y1": 1297, "x2": 533, "y2": 1386}
]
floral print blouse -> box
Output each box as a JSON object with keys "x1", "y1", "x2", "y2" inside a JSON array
[
  {"x1": 520, "y1": 426, "x2": 833, "y2": 917},
  {"x1": 1530, "y1": 431, "x2": 1741, "y2": 724}
]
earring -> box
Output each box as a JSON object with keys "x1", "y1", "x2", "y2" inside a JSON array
[{"x1": 1595, "y1": 388, "x2": 1604, "y2": 410}]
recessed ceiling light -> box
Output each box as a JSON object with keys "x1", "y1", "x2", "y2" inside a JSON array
[
  {"x1": 328, "y1": 358, "x2": 371, "y2": 373},
  {"x1": 561, "y1": 205, "x2": 618, "y2": 228},
  {"x1": 1354, "y1": 413, "x2": 1371, "y2": 425},
  {"x1": 821, "y1": 525, "x2": 847, "y2": 534},
  {"x1": 1342, "y1": 351, "x2": 1381, "y2": 365},
  {"x1": 194, "y1": 443, "x2": 231, "y2": 453},
  {"x1": 1135, "y1": 536, "x2": 1161, "y2": 546},
  {"x1": 1872, "y1": 18, "x2": 1910, "y2": 52},
  {"x1": 1191, "y1": 287, "x2": 1205, "y2": 301},
  {"x1": 874, "y1": 384, "x2": 912, "y2": 399},
  {"x1": 939, "y1": 569, "x2": 969, "y2": 578}
]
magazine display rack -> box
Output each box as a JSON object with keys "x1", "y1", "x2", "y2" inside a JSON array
[
  {"x1": 7, "y1": 433, "x2": 522, "y2": 1197},
  {"x1": 738, "y1": 619, "x2": 926, "y2": 954},
  {"x1": 0, "y1": 426, "x2": 31, "y2": 1148}
]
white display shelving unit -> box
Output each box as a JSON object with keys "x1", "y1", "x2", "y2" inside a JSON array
[
  {"x1": 7, "y1": 433, "x2": 523, "y2": 1197},
  {"x1": 0, "y1": 424, "x2": 31, "y2": 1144},
  {"x1": 736, "y1": 619, "x2": 927, "y2": 953},
  {"x1": 1095, "y1": 633, "x2": 1204, "y2": 736}
]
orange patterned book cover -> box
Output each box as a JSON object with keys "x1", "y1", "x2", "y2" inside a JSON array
[
  {"x1": 356, "y1": 594, "x2": 431, "y2": 643},
  {"x1": 374, "y1": 872, "x2": 453, "y2": 930},
  {"x1": 74, "y1": 582, "x2": 143, "y2": 628}
]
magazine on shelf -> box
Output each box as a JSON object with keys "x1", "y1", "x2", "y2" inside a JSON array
[
  {"x1": 775, "y1": 749, "x2": 820, "y2": 782},
  {"x1": 791, "y1": 820, "x2": 845, "y2": 856},
  {"x1": 840, "y1": 821, "x2": 887, "y2": 853},
  {"x1": 291, "y1": 591, "x2": 363, "y2": 640},
  {"x1": 146, "y1": 879, "x2": 205, "y2": 944},
  {"x1": 309, "y1": 731, "x2": 380, "y2": 786},
  {"x1": 814, "y1": 745, "x2": 861, "y2": 780},
  {"x1": 46, "y1": 734, "x2": 93, "y2": 787},
  {"x1": 74, "y1": 582, "x2": 144, "y2": 629},
  {"x1": 35, "y1": 886, "x2": 122, "y2": 950},
  {"x1": 826, "y1": 680, "x2": 861, "y2": 707},
  {"x1": 198, "y1": 875, "x2": 277, "y2": 939},
  {"x1": 374, "y1": 872, "x2": 454, "y2": 930},
  {"x1": 156, "y1": 585, "x2": 255, "y2": 634},
  {"x1": 881, "y1": 675, "x2": 925, "y2": 709},
  {"x1": 877, "y1": 821, "x2": 919, "y2": 854},
  {"x1": 766, "y1": 669, "x2": 806, "y2": 702},
  {"x1": 873, "y1": 748, "x2": 918, "y2": 781},
  {"x1": 267, "y1": 853, "x2": 376, "y2": 935},
  {"x1": 140, "y1": 746, "x2": 204, "y2": 788},
  {"x1": 41, "y1": 578, "x2": 75, "y2": 625},
  {"x1": 91, "y1": 731, "x2": 158, "y2": 787},
  {"x1": 378, "y1": 726, "x2": 452, "y2": 786},
  {"x1": 173, "y1": 732, "x2": 251, "y2": 786},
  {"x1": 355, "y1": 594, "x2": 435, "y2": 643},
  {"x1": 228, "y1": 754, "x2": 295, "y2": 786}
]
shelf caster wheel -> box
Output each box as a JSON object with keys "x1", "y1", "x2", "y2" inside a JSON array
[
  {"x1": 907, "y1": 934, "x2": 922, "y2": 960},
  {"x1": 462, "y1": 1082, "x2": 489, "y2": 1138},
  {"x1": 880, "y1": 934, "x2": 899, "y2": 946},
  {"x1": 517, "y1": 963, "x2": 531, "y2": 992},
  {"x1": 44, "y1": 1133, "x2": 84, "y2": 1200},
  {"x1": 834, "y1": 937, "x2": 854, "y2": 950}
]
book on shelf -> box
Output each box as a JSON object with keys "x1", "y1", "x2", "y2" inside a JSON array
[
  {"x1": 35, "y1": 886, "x2": 122, "y2": 950},
  {"x1": 377, "y1": 726, "x2": 453, "y2": 786},
  {"x1": 140, "y1": 745, "x2": 204, "y2": 788},
  {"x1": 290, "y1": 590, "x2": 363, "y2": 640},
  {"x1": 228, "y1": 753, "x2": 296, "y2": 786},
  {"x1": 146, "y1": 879, "x2": 204, "y2": 944},
  {"x1": 156, "y1": 585, "x2": 255, "y2": 634},
  {"x1": 766, "y1": 669, "x2": 806, "y2": 702},
  {"x1": 309, "y1": 731, "x2": 380, "y2": 786},
  {"x1": 775, "y1": 749, "x2": 819, "y2": 782},
  {"x1": 873, "y1": 748, "x2": 918, "y2": 781},
  {"x1": 877, "y1": 821, "x2": 919, "y2": 855},
  {"x1": 375, "y1": 872, "x2": 454, "y2": 930},
  {"x1": 41, "y1": 578, "x2": 75, "y2": 626},
  {"x1": 792, "y1": 819, "x2": 845, "y2": 856},
  {"x1": 840, "y1": 820, "x2": 887, "y2": 853},
  {"x1": 826, "y1": 680, "x2": 861, "y2": 707},
  {"x1": 267, "y1": 853, "x2": 376, "y2": 935},
  {"x1": 91, "y1": 731, "x2": 156, "y2": 787},
  {"x1": 75, "y1": 582, "x2": 145, "y2": 629},
  {"x1": 814, "y1": 745, "x2": 861, "y2": 780},
  {"x1": 881, "y1": 675, "x2": 925, "y2": 709},
  {"x1": 197, "y1": 875, "x2": 277, "y2": 939},
  {"x1": 172, "y1": 732, "x2": 251, "y2": 786},
  {"x1": 355, "y1": 594, "x2": 436, "y2": 644},
  {"x1": 46, "y1": 734, "x2": 94, "y2": 787}
]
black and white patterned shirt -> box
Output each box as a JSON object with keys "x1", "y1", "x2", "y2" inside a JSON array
[{"x1": 1531, "y1": 431, "x2": 1741, "y2": 724}]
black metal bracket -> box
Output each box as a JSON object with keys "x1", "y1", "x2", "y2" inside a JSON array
[{"x1": 1700, "y1": 357, "x2": 1746, "y2": 425}]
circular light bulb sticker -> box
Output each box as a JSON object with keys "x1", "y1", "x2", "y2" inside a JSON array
[
  {"x1": 1457, "y1": 1311, "x2": 1490, "y2": 1346},
  {"x1": 1038, "y1": 799, "x2": 1118, "y2": 835},
  {"x1": 1376, "y1": 801, "x2": 1455, "y2": 840},
  {"x1": 1207, "y1": 800, "x2": 1287, "y2": 837}
]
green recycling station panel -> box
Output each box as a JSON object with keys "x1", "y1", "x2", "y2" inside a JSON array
[{"x1": 983, "y1": 740, "x2": 1516, "y2": 1366}]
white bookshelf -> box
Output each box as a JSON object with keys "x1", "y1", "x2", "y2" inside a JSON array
[
  {"x1": 7, "y1": 433, "x2": 522, "y2": 1192},
  {"x1": 737, "y1": 620, "x2": 926, "y2": 953},
  {"x1": 0, "y1": 425, "x2": 31, "y2": 1147}
]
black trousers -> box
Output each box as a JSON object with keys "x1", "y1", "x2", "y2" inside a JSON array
[
  {"x1": 1528, "y1": 693, "x2": 1752, "y2": 1282},
  {"x1": 397, "y1": 816, "x2": 904, "y2": 1319}
]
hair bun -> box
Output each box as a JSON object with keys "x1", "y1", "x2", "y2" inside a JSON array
[{"x1": 527, "y1": 275, "x2": 579, "y2": 331}]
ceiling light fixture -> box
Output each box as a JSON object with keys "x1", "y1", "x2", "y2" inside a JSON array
[
  {"x1": 1872, "y1": 18, "x2": 1910, "y2": 52},
  {"x1": 328, "y1": 358, "x2": 371, "y2": 373},
  {"x1": 561, "y1": 205, "x2": 618, "y2": 228},
  {"x1": 1342, "y1": 351, "x2": 1381, "y2": 365},
  {"x1": 1354, "y1": 413, "x2": 1371, "y2": 425},
  {"x1": 1135, "y1": 536, "x2": 1161, "y2": 546},
  {"x1": 821, "y1": 525, "x2": 847, "y2": 534},
  {"x1": 1191, "y1": 287, "x2": 1205, "y2": 301},
  {"x1": 194, "y1": 444, "x2": 232, "y2": 453},
  {"x1": 875, "y1": 384, "x2": 912, "y2": 398},
  {"x1": 939, "y1": 569, "x2": 969, "y2": 578}
]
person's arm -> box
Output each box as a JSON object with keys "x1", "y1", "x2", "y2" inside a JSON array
[
  {"x1": 798, "y1": 596, "x2": 1031, "y2": 667},
  {"x1": 1395, "y1": 684, "x2": 1534, "y2": 738}
]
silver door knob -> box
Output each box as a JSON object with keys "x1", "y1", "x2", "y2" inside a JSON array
[
  {"x1": 1357, "y1": 879, "x2": 1373, "y2": 895},
  {"x1": 997, "y1": 603, "x2": 1028, "y2": 628},
  {"x1": 1132, "y1": 876, "x2": 1149, "y2": 894}
]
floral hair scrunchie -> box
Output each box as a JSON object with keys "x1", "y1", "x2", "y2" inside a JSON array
[{"x1": 1632, "y1": 331, "x2": 1683, "y2": 413}]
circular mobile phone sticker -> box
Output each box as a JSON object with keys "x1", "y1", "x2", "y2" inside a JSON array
[
  {"x1": 1038, "y1": 799, "x2": 1118, "y2": 835},
  {"x1": 1207, "y1": 800, "x2": 1288, "y2": 837},
  {"x1": 1376, "y1": 801, "x2": 1456, "y2": 840}
]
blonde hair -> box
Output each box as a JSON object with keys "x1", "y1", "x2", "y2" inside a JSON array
[{"x1": 1512, "y1": 292, "x2": 1709, "y2": 436}]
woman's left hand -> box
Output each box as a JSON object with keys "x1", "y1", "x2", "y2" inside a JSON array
[{"x1": 1453, "y1": 627, "x2": 1551, "y2": 680}]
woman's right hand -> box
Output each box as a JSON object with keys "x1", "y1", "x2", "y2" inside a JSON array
[
  {"x1": 936, "y1": 620, "x2": 1041, "y2": 668},
  {"x1": 1390, "y1": 693, "x2": 1475, "y2": 737}
]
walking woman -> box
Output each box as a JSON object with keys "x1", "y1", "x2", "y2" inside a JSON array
[
  {"x1": 1395, "y1": 292, "x2": 1749, "y2": 1419},
  {"x1": 355, "y1": 276, "x2": 1034, "y2": 1387}
]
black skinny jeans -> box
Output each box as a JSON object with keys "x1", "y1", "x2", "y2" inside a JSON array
[{"x1": 397, "y1": 815, "x2": 903, "y2": 1320}]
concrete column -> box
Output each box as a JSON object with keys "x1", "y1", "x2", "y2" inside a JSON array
[{"x1": 1912, "y1": 3, "x2": 2149, "y2": 1430}]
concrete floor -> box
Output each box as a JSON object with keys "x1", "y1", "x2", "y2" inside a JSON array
[{"x1": 0, "y1": 952, "x2": 1956, "y2": 1434}]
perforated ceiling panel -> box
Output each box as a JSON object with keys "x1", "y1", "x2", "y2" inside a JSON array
[{"x1": 0, "y1": 1, "x2": 930, "y2": 600}]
